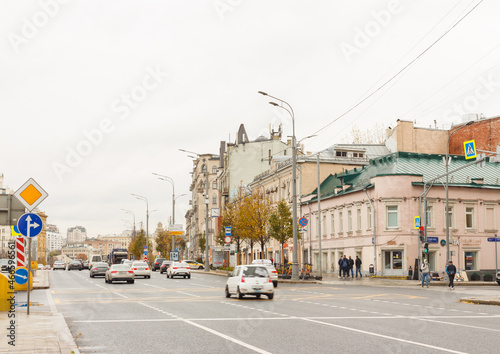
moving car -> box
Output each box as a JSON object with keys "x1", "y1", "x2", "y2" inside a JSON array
[
  {"x1": 252, "y1": 259, "x2": 278, "y2": 287},
  {"x1": 82, "y1": 260, "x2": 89, "y2": 270},
  {"x1": 67, "y1": 260, "x2": 83, "y2": 271},
  {"x1": 90, "y1": 262, "x2": 109, "y2": 278},
  {"x1": 167, "y1": 262, "x2": 191, "y2": 279},
  {"x1": 152, "y1": 258, "x2": 166, "y2": 271},
  {"x1": 105, "y1": 264, "x2": 135, "y2": 284},
  {"x1": 53, "y1": 260, "x2": 66, "y2": 270},
  {"x1": 225, "y1": 265, "x2": 274, "y2": 299},
  {"x1": 122, "y1": 259, "x2": 133, "y2": 267},
  {"x1": 131, "y1": 261, "x2": 151, "y2": 278},
  {"x1": 183, "y1": 260, "x2": 204, "y2": 270},
  {"x1": 160, "y1": 260, "x2": 173, "y2": 274}
]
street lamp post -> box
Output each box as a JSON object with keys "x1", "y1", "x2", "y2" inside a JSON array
[
  {"x1": 121, "y1": 209, "x2": 136, "y2": 238},
  {"x1": 445, "y1": 121, "x2": 473, "y2": 268},
  {"x1": 131, "y1": 194, "x2": 149, "y2": 261},
  {"x1": 259, "y1": 91, "x2": 299, "y2": 280},
  {"x1": 153, "y1": 173, "x2": 178, "y2": 254}
]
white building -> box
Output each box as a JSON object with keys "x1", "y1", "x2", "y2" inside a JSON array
[
  {"x1": 46, "y1": 224, "x2": 64, "y2": 252},
  {"x1": 67, "y1": 226, "x2": 87, "y2": 245}
]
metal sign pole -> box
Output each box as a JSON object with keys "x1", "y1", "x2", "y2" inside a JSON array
[
  {"x1": 495, "y1": 234, "x2": 498, "y2": 280},
  {"x1": 27, "y1": 237, "x2": 31, "y2": 315}
]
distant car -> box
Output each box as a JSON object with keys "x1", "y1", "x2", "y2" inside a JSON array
[
  {"x1": 225, "y1": 264, "x2": 274, "y2": 299},
  {"x1": 67, "y1": 260, "x2": 83, "y2": 271},
  {"x1": 53, "y1": 261, "x2": 66, "y2": 270},
  {"x1": 252, "y1": 259, "x2": 278, "y2": 287},
  {"x1": 160, "y1": 260, "x2": 173, "y2": 274},
  {"x1": 44, "y1": 265, "x2": 51, "y2": 270},
  {"x1": 105, "y1": 264, "x2": 135, "y2": 284},
  {"x1": 167, "y1": 262, "x2": 191, "y2": 279},
  {"x1": 152, "y1": 258, "x2": 166, "y2": 271},
  {"x1": 37, "y1": 264, "x2": 44, "y2": 270},
  {"x1": 131, "y1": 261, "x2": 151, "y2": 278},
  {"x1": 90, "y1": 262, "x2": 109, "y2": 278},
  {"x1": 82, "y1": 260, "x2": 89, "y2": 270},
  {"x1": 1, "y1": 259, "x2": 11, "y2": 272},
  {"x1": 183, "y1": 260, "x2": 204, "y2": 270}
]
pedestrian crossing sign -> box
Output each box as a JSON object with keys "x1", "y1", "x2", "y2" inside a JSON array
[
  {"x1": 414, "y1": 216, "x2": 420, "y2": 229},
  {"x1": 464, "y1": 140, "x2": 476, "y2": 160}
]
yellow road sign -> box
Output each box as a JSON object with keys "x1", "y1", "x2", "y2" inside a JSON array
[{"x1": 13, "y1": 178, "x2": 48, "y2": 212}]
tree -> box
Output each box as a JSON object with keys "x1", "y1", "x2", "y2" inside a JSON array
[
  {"x1": 77, "y1": 253, "x2": 88, "y2": 261},
  {"x1": 198, "y1": 234, "x2": 206, "y2": 254},
  {"x1": 268, "y1": 199, "x2": 293, "y2": 265},
  {"x1": 236, "y1": 189, "x2": 272, "y2": 260},
  {"x1": 343, "y1": 123, "x2": 386, "y2": 144},
  {"x1": 155, "y1": 230, "x2": 172, "y2": 257},
  {"x1": 128, "y1": 230, "x2": 152, "y2": 260}
]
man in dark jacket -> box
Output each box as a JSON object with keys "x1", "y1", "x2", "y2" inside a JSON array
[
  {"x1": 338, "y1": 257, "x2": 343, "y2": 278},
  {"x1": 446, "y1": 260, "x2": 457, "y2": 290},
  {"x1": 355, "y1": 256, "x2": 362, "y2": 278},
  {"x1": 341, "y1": 255, "x2": 349, "y2": 279},
  {"x1": 348, "y1": 256, "x2": 354, "y2": 278}
]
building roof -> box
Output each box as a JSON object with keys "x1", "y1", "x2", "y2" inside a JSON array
[{"x1": 305, "y1": 151, "x2": 500, "y2": 202}]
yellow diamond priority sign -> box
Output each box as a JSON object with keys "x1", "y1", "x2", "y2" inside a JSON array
[{"x1": 14, "y1": 178, "x2": 48, "y2": 212}]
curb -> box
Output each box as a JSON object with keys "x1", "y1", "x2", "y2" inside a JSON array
[{"x1": 459, "y1": 298, "x2": 500, "y2": 306}]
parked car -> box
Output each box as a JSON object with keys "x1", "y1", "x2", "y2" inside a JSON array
[
  {"x1": 167, "y1": 262, "x2": 191, "y2": 279},
  {"x1": 496, "y1": 270, "x2": 500, "y2": 285},
  {"x1": 160, "y1": 260, "x2": 173, "y2": 274},
  {"x1": 252, "y1": 259, "x2": 278, "y2": 287},
  {"x1": 90, "y1": 262, "x2": 109, "y2": 278},
  {"x1": 53, "y1": 261, "x2": 66, "y2": 270},
  {"x1": 225, "y1": 265, "x2": 274, "y2": 299},
  {"x1": 67, "y1": 260, "x2": 83, "y2": 271},
  {"x1": 131, "y1": 261, "x2": 151, "y2": 278},
  {"x1": 152, "y1": 258, "x2": 166, "y2": 271},
  {"x1": 105, "y1": 264, "x2": 135, "y2": 284},
  {"x1": 183, "y1": 260, "x2": 204, "y2": 270}
]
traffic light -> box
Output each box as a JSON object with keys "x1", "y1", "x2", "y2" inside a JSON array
[
  {"x1": 424, "y1": 243, "x2": 429, "y2": 254},
  {"x1": 419, "y1": 226, "x2": 425, "y2": 242}
]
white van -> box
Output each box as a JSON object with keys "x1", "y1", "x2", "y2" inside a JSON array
[{"x1": 90, "y1": 255, "x2": 102, "y2": 269}]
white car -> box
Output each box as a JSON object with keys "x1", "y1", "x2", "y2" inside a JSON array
[
  {"x1": 166, "y1": 262, "x2": 191, "y2": 279},
  {"x1": 252, "y1": 259, "x2": 278, "y2": 287},
  {"x1": 53, "y1": 261, "x2": 66, "y2": 270},
  {"x1": 131, "y1": 261, "x2": 151, "y2": 278},
  {"x1": 226, "y1": 265, "x2": 274, "y2": 299}
]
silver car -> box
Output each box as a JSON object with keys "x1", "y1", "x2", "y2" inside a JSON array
[
  {"x1": 53, "y1": 261, "x2": 66, "y2": 270},
  {"x1": 105, "y1": 264, "x2": 135, "y2": 284},
  {"x1": 90, "y1": 262, "x2": 109, "y2": 278},
  {"x1": 131, "y1": 261, "x2": 151, "y2": 278},
  {"x1": 166, "y1": 262, "x2": 191, "y2": 279}
]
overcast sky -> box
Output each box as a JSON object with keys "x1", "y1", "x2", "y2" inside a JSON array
[{"x1": 2, "y1": 0, "x2": 499, "y2": 237}]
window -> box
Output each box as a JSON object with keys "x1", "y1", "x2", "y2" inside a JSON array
[
  {"x1": 202, "y1": 164, "x2": 207, "y2": 172},
  {"x1": 212, "y1": 181, "x2": 217, "y2": 189},
  {"x1": 386, "y1": 205, "x2": 398, "y2": 229},
  {"x1": 425, "y1": 205, "x2": 433, "y2": 228},
  {"x1": 339, "y1": 211, "x2": 343, "y2": 233},
  {"x1": 331, "y1": 214, "x2": 335, "y2": 234},
  {"x1": 465, "y1": 207, "x2": 474, "y2": 229},
  {"x1": 336, "y1": 151, "x2": 347, "y2": 157},
  {"x1": 367, "y1": 206, "x2": 372, "y2": 229},
  {"x1": 212, "y1": 194, "x2": 217, "y2": 205},
  {"x1": 486, "y1": 206, "x2": 495, "y2": 230},
  {"x1": 356, "y1": 208, "x2": 362, "y2": 231},
  {"x1": 322, "y1": 214, "x2": 326, "y2": 236},
  {"x1": 347, "y1": 210, "x2": 352, "y2": 232},
  {"x1": 212, "y1": 166, "x2": 217, "y2": 174},
  {"x1": 445, "y1": 206, "x2": 454, "y2": 228}
]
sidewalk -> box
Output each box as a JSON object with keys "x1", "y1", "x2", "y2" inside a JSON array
[{"x1": 0, "y1": 270, "x2": 80, "y2": 354}]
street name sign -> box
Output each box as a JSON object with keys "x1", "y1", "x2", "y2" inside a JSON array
[
  {"x1": 13, "y1": 178, "x2": 48, "y2": 212},
  {"x1": 427, "y1": 237, "x2": 439, "y2": 243}
]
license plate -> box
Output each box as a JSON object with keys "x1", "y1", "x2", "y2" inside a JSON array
[
  {"x1": 119, "y1": 271, "x2": 127, "y2": 274},
  {"x1": 253, "y1": 286, "x2": 263, "y2": 290}
]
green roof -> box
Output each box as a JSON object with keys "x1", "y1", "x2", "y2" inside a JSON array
[{"x1": 304, "y1": 151, "x2": 500, "y2": 203}]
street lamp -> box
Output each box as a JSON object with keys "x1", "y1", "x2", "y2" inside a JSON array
[
  {"x1": 445, "y1": 121, "x2": 473, "y2": 268},
  {"x1": 153, "y1": 173, "x2": 179, "y2": 254},
  {"x1": 131, "y1": 194, "x2": 150, "y2": 260},
  {"x1": 121, "y1": 209, "x2": 136, "y2": 238},
  {"x1": 259, "y1": 91, "x2": 299, "y2": 280}
]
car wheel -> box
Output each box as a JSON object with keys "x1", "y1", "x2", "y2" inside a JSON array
[
  {"x1": 90, "y1": 274, "x2": 94, "y2": 278},
  {"x1": 273, "y1": 281, "x2": 278, "y2": 288},
  {"x1": 256, "y1": 294, "x2": 261, "y2": 299},
  {"x1": 225, "y1": 286, "x2": 231, "y2": 298},
  {"x1": 267, "y1": 293, "x2": 274, "y2": 300},
  {"x1": 105, "y1": 277, "x2": 108, "y2": 283},
  {"x1": 237, "y1": 287, "x2": 243, "y2": 299},
  {"x1": 187, "y1": 274, "x2": 191, "y2": 279},
  {"x1": 184, "y1": 275, "x2": 187, "y2": 279},
  {"x1": 199, "y1": 266, "x2": 203, "y2": 270},
  {"x1": 160, "y1": 271, "x2": 163, "y2": 274},
  {"x1": 131, "y1": 280, "x2": 135, "y2": 284}
]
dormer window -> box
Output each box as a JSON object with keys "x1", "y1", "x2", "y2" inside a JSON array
[{"x1": 336, "y1": 151, "x2": 347, "y2": 157}]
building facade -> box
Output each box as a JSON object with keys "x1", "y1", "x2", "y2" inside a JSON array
[
  {"x1": 67, "y1": 226, "x2": 87, "y2": 245},
  {"x1": 46, "y1": 224, "x2": 64, "y2": 252}
]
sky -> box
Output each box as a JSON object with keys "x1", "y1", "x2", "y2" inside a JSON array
[{"x1": 2, "y1": 0, "x2": 500, "y2": 237}]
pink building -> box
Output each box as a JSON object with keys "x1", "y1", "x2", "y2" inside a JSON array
[{"x1": 302, "y1": 152, "x2": 500, "y2": 278}]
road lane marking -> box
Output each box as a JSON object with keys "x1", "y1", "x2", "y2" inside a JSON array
[
  {"x1": 177, "y1": 291, "x2": 200, "y2": 297},
  {"x1": 414, "y1": 317, "x2": 500, "y2": 333},
  {"x1": 191, "y1": 283, "x2": 216, "y2": 288},
  {"x1": 300, "y1": 317, "x2": 467, "y2": 353},
  {"x1": 144, "y1": 284, "x2": 167, "y2": 289},
  {"x1": 113, "y1": 292, "x2": 128, "y2": 299}
]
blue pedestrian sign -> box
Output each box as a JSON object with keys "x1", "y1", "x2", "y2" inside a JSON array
[
  {"x1": 414, "y1": 216, "x2": 420, "y2": 229},
  {"x1": 464, "y1": 140, "x2": 476, "y2": 160},
  {"x1": 225, "y1": 227, "x2": 231, "y2": 236},
  {"x1": 14, "y1": 268, "x2": 29, "y2": 285},
  {"x1": 17, "y1": 213, "x2": 43, "y2": 238}
]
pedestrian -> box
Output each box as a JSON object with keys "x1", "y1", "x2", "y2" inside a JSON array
[
  {"x1": 338, "y1": 257, "x2": 343, "y2": 278},
  {"x1": 341, "y1": 255, "x2": 349, "y2": 279},
  {"x1": 421, "y1": 259, "x2": 430, "y2": 288},
  {"x1": 348, "y1": 256, "x2": 354, "y2": 278},
  {"x1": 446, "y1": 260, "x2": 457, "y2": 290},
  {"x1": 355, "y1": 256, "x2": 362, "y2": 278}
]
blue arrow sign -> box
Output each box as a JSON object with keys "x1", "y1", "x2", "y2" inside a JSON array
[
  {"x1": 14, "y1": 268, "x2": 29, "y2": 285},
  {"x1": 17, "y1": 213, "x2": 43, "y2": 238}
]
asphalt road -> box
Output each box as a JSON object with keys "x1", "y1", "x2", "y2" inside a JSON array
[{"x1": 29, "y1": 269, "x2": 500, "y2": 353}]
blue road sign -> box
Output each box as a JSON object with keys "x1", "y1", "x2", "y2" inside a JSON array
[
  {"x1": 175, "y1": 248, "x2": 178, "y2": 252},
  {"x1": 487, "y1": 238, "x2": 500, "y2": 242},
  {"x1": 299, "y1": 217, "x2": 308, "y2": 227},
  {"x1": 14, "y1": 268, "x2": 29, "y2": 285},
  {"x1": 144, "y1": 251, "x2": 148, "y2": 256},
  {"x1": 225, "y1": 227, "x2": 231, "y2": 236},
  {"x1": 464, "y1": 140, "x2": 477, "y2": 159},
  {"x1": 17, "y1": 213, "x2": 43, "y2": 238},
  {"x1": 427, "y1": 237, "x2": 439, "y2": 243},
  {"x1": 414, "y1": 216, "x2": 420, "y2": 229}
]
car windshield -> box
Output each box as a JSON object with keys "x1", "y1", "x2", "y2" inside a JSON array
[
  {"x1": 242, "y1": 266, "x2": 268, "y2": 277},
  {"x1": 111, "y1": 265, "x2": 130, "y2": 270}
]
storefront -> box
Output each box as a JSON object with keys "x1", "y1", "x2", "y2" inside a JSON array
[{"x1": 382, "y1": 249, "x2": 404, "y2": 275}]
